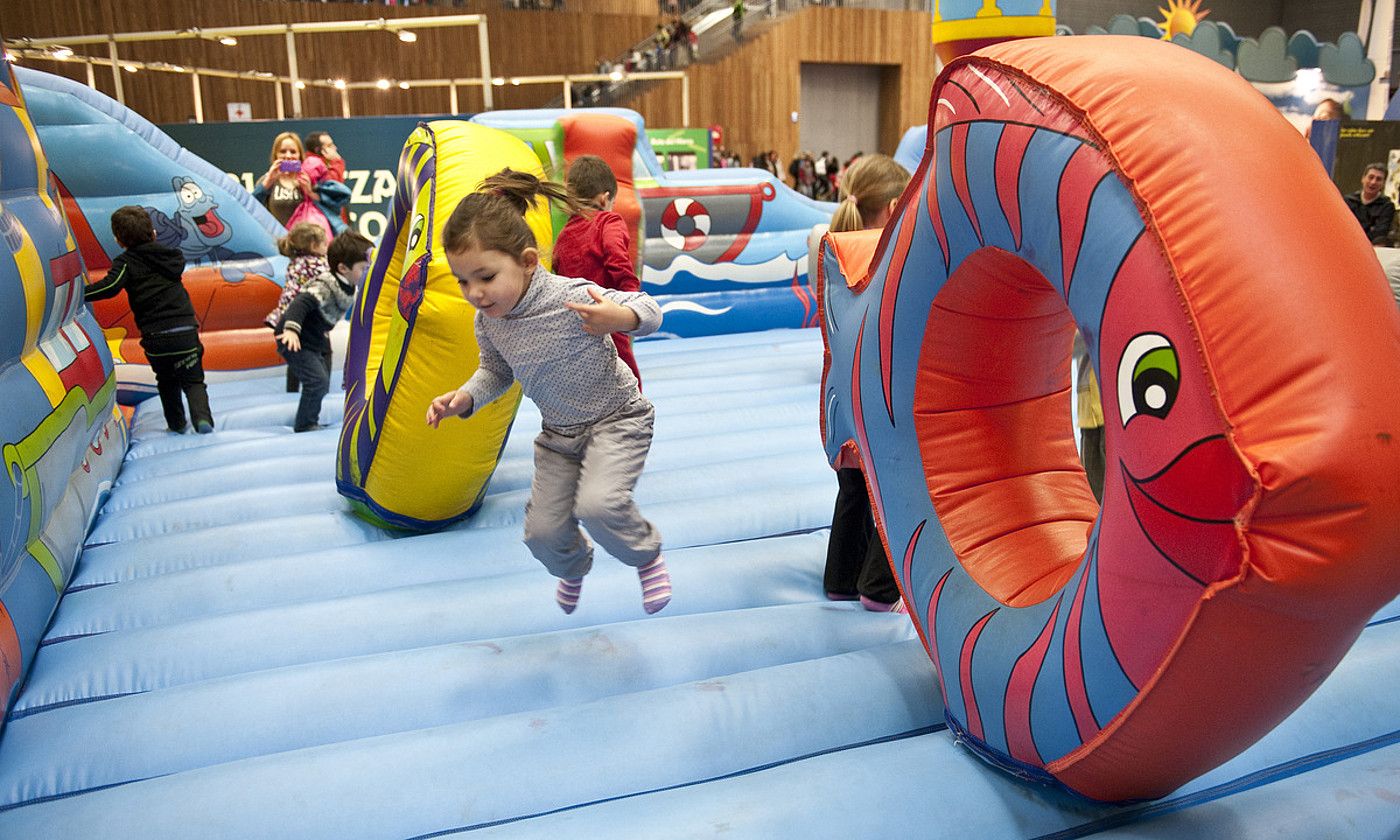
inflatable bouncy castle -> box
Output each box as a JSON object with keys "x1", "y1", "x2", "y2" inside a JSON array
[
  {"x1": 3, "y1": 30, "x2": 1400, "y2": 840},
  {"x1": 473, "y1": 108, "x2": 836, "y2": 337},
  {"x1": 820, "y1": 35, "x2": 1400, "y2": 800},
  {"x1": 0, "y1": 46, "x2": 125, "y2": 720},
  {"x1": 14, "y1": 68, "x2": 287, "y2": 402},
  {"x1": 931, "y1": 0, "x2": 1057, "y2": 63}
]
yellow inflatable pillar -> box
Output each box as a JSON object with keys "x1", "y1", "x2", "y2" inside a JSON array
[{"x1": 337, "y1": 121, "x2": 554, "y2": 530}]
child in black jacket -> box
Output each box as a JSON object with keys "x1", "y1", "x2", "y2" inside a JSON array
[
  {"x1": 84, "y1": 205, "x2": 214, "y2": 434},
  {"x1": 275, "y1": 230, "x2": 372, "y2": 432}
]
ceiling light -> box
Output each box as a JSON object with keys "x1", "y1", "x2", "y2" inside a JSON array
[
  {"x1": 122, "y1": 64, "x2": 138, "y2": 73},
  {"x1": 398, "y1": 81, "x2": 410, "y2": 90},
  {"x1": 333, "y1": 79, "x2": 346, "y2": 90},
  {"x1": 491, "y1": 77, "x2": 505, "y2": 86},
  {"x1": 509, "y1": 78, "x2": 520, "y2": 86},
  {"x1": 170, "y1": 64, "x2": 185, "y2": 72},
  {"x1": 294, "y1": 80, "x2": 306, "y2": 90},
  {"x1": 376, "y1": 78, "x2": 390, "y2": 90},
  {"x1": 397, "y1": 30, "x2": 418, "y2": 43},
  {"x1": 608, "y1": 68, "x2": 623, "y2": 81},
  {"x1": 52, "y1": 47, "x2": 74, "y2": 60},
  {"x1": 219, "y1": 36, "x2": 238, "y2": 46}
]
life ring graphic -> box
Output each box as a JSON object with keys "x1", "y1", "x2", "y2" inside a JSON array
[{"x1": 660, "y1": 198, "x2": 710, "y2": 252}]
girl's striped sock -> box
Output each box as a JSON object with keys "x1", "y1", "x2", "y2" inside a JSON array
[
  {"x1": 637, "y1": 555, "x2": 672, "y2": 615},
  {"x1": 556, "y1": 577, "x2": 584, "y2": 614}
]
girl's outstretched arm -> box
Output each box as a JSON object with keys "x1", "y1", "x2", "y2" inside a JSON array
[{"x1": 426, "y1": 390, "x2": 474, "y2": 428}]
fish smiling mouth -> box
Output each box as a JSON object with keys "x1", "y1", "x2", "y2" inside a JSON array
[{"x1": 1122, "y1": 435, "x2": 1255, "y2": 586}]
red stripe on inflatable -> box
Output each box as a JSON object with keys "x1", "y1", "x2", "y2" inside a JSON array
[
  {"x1": 1057, "y1": 144, "x2": 1108, "y2": 297},
  {"x1": 935, "y1": 78, "x2": 981, "y2": 123},
  {"x1": 851, "y1": 315, "x2": 881, "y2": 527},
  {"x1": 878, "y1": 202, "x2": 919, "y2": 426},
  {"x1": 0, "y1": 602, "x2": 20, "y2": 711},
  {"x1": 1063, "y1": 565, "x2": 1100, "y2": 744},
  {"x1": 950, "y1": 124, "x2": 982, "y2": 244},
  {"x1": 1005, "y1": 597, "x2": 1062, "y2": 766},
  {"x1": 926, "y1": 167, "x2": 950, "y2": 268},
  {"x1": 902, "y1": 519, "x2": 926, "y2": 588},
  {"x1": 926, "y1": 567, "x2": 954, "y2": 706},
  {"x1": 717, "y1": 190, "x2": 767, "y2": 263},
  {"x1": 959, "y1": 609, "x2": 998, "y2": 742},
  {"x1": 790, "y1": 263, "x2": 814, "y2": 328},
  {"x1": 995, "y1": 123, "x2": 1034, "y2": 250},
  {"x1": 642, "y1": 182, "x2": 768, "y2": 200}
]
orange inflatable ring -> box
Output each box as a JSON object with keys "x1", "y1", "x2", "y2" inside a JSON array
[{"x1": 819, "y1": 36, "x2": 1400, "y2": 801}]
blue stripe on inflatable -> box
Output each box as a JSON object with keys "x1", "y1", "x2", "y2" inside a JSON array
[
  {"x1": 0, "y1": 602, "x2": 917, "y2": 807},
  {"x1": 0, "y1": 641, "x2": 939, "y2": 836}
]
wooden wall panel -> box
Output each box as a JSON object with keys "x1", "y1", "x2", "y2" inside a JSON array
[
  {"x1": 623, "y1": 8, "x2": 935, "y2": 162},
  {"x1": 0, "y1": 1, "x2": 657, "y2": 122},
  {"x1": 0, "y1": 2, "x2": 935, "y2": 164}
]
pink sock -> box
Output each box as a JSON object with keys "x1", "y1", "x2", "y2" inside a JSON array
[
  {"x1": 556, "y1": 577, "x2": 583, "y2": 614},
  {"x1": 637, "y1": 555, "x2": 671, "y2": 614}
]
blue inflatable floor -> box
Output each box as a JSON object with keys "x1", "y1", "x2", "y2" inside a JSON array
[{"x1": 0, "y1": 329, "x2": 1397, "y2": 838}]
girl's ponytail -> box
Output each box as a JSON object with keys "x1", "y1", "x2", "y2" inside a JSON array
[
  {"x1": 443, "y1": 168, "x2": 585, "y2": 258},
  {"x1": 829, "y1": 196, "x2": 865, "y2": 234},
  {"x1": 829, "y1": 154, "x2": 910, "y2": 233}
]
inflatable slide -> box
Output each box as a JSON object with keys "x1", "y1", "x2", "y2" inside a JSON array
[{"x1": 14, "y1": 67, "x2": 288, "y2": 401}]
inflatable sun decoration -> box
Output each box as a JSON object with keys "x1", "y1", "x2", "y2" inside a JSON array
[{"x1": 1159, "y1": 0, "x2": 1208, "y2": 39}]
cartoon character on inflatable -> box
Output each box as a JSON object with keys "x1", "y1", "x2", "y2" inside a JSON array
[{"x1": 820, "y1": 36, "x2": 1400, "y2": 800}]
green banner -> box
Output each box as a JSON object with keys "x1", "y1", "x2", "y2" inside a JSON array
[{"x1": 647, "y1": 128, "x2": 711, "y2": 171}]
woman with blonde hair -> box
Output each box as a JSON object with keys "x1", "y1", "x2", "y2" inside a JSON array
[
  {"x1": 811, "y1": 153, "x2": 912, "y2": 611},
  {"x1": 253, "y1": 131, "x2": 329, "y2": 234}
]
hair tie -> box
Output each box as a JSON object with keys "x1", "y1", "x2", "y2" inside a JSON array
[
  {"x1": 491, "y1": 187, "x2": 507, "y2": 198},
  {"x1": 845, "y1": 194, "x2": 859, "y2": 205}
]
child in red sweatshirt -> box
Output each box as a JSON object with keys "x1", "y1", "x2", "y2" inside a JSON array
[{"x1": 552, "y1": 155, "x2": 644, "y2": 387}]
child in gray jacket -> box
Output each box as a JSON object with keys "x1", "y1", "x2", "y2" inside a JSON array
[{"x1": 426, "y1": 169, "x2": 670, "y2": 616}]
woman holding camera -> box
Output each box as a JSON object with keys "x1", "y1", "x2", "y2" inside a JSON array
[{"x1": 255, "y1": 132, "x2": 324, "y2": 231}]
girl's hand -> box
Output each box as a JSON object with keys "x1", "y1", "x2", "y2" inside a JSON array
[
  {"x1": 263, "y1": 163, "x2": 281, "y2": 188},
  {"x1": 295, "y1": 171, "x2": 313, "y2": 192},
  {"x1": 427, "y1": 389, "x2": 474, "y2": 428},
  {"x1": 276, "y1": 331, "x2": 301, "y2": 353},
  {"x1": 565, "y1": 286, "x2": 641, "y2": 335},
  {"x1": 324, "y1": 143, "x2": 341, "y2": 161}
]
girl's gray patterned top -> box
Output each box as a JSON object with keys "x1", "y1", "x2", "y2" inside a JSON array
[{"x1": 460, "y1": 265, "x2": 662, "y2": 432}]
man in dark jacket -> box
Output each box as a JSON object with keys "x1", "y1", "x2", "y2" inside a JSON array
[
  {"x1": 84, "y1": 205, "x2": 213, "y2": 434},
  {"x1": 1344, "y1": 162, "x2": 1396, "y2": 245}
]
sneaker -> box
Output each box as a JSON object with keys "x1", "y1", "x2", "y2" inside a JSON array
[
  {"x1": 859, "y1": 595, "x2": 904, "y2": 613},
  {"x1": 194, "y1": 420, "x2": 215, "y2": 434},
  {"x1": 825, "y1": 591, "x2": 859, "y2": 602},
  {"x1": 293, "y1": 423, "x2": 325, "y2": 433}
]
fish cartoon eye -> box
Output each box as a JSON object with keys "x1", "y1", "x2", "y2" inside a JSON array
[
  {"x1": 407, "y1": 214, "x2": 426, "y2": 251},
  {"x1": 1116, "y1": 333, "x2": 1179, "y2": 426}
]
